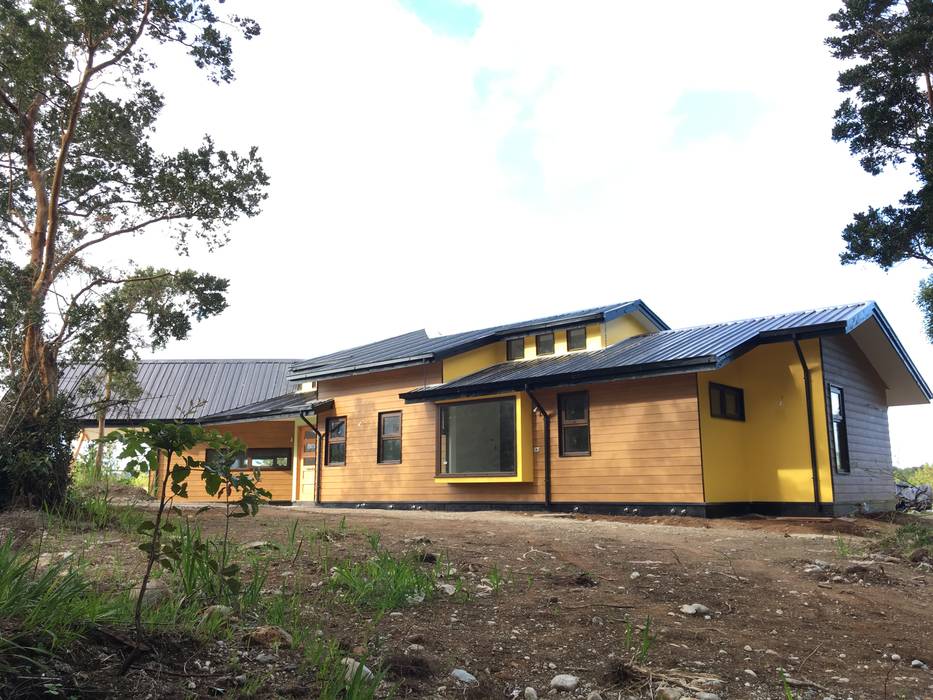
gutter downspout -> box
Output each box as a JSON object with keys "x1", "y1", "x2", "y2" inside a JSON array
[
  {"x1": 300, "y1": 410, "x2": 324, "y2": 505},
  {"x1": 525, "y1": 388, "x2": 552, "y2": 511},
  {"x1": 792, "y1": 337, "x2": 823, "y2": 513}
]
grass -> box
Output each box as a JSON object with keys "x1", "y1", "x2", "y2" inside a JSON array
[
  {"x1": 329, "y1": 539, "x2": 436, "y2": 613},
  {"x1": 621, "y1": 616, "x2": 655, "y2": 664},
  {"x1": 877, "y1": 522, "x2": 933, "y2": 557}
]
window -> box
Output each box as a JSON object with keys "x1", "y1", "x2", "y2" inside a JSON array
[
  {"x1": 709, "y1": 383, "x2": 745, "y2": 421},
  {"x1": 506, "y1": 337, "x2": 525, "y2": 361},
  {"x1": 325, "y1": 416, "x2": 347, "y2": 466},
  {"x1": 558, "y1": 392, "x2": 591, "y2": 456},
  {"x1": 205, "y1": 448, "x2": 290, "y2": 471},
  {"x1": 378, "y1": 411, "x2": 402, "y2": 464},
  {"x1": 566, "y1": 327, "x2": 587, "y2": 351},
  {"x1": 535, "y1": 332, "x2": 555, "y2": 356},
  {"x1": 439, "y1": 397, "x2": 516, "y2": 475},
  {"x1": 828, "y1": 385, "x2": 850, "y2": 474}
]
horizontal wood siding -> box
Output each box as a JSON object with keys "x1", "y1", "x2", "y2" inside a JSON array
[
  {"x1": 821, "y1": 335, "x2": 895, "y2": 507},
  {"x1": 172, "y1": 420, "x2": 296, "y2": 502},
  {"x1": 316, "y1": 365, "x2": 543, "y2": 503},
  {"x1": 316, "y1": 368, "x2": 701, "y2": 505}
]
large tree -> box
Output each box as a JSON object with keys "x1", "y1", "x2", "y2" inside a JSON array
[
  {"x1": 0, "y1": 0, "x2": 268, "y2": 505},
  {"x1": 827, "y1": 0, "x2": 933, "y2": 340}
]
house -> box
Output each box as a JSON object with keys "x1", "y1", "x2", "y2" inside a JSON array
[{"x1": 69, "y1": 300, "x2": 932, "y2": 516}]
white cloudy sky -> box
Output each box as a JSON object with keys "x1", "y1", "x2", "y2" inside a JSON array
[{"x1": 104, "y1": 1, "x2": 933, "y2": 466}]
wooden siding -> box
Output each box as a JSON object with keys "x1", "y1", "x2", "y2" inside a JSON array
[
  {"x1": 162, "y1": 420, "x2": 296, "y2": 503},
  {"x1": 821, "y1": 335, "x2": 895, "y2": 508},
  {"x1": 315, "y1": 366, "x2": 702, "y2": 505}
]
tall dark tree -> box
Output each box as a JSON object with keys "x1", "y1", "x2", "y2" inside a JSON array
[
  {"x1": 0, "y1": 0, "x2": 269, "y2": 506},
  {"x1": 828, "y1": 0, "x2": 933, "y2": 339}
]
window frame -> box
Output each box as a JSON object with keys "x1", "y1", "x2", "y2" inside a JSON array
[
  {"x1": 535, "y1": 331, "x2": 555, "y2": 356},
  {"x1": 827, "y1": 384, "x2": 850, "y2": 474},
  {"x1": 325, "y1": 416, "x2": 347, "y2": 467},
  {"x1": 436, "y1": 396, "x2": 518, "y2": 477},
  {"x1": 506, "y1": 337, "x2": 525, "y2": 361},
  {"x1": 566, "y1": 326, "x2": 587, "y2": 351},
  {"x1": 205, "y1": 447, "x2": 291, "y2": 471},
  {"x1": 709, "y1": 382, "x2": 745, "y2": 421},
  {"x1": 558, "y1": 391, "x2": 591, "y2": 457},
  {"x1": 377, "y1": 410, "x2": 403, "y2": 465}
]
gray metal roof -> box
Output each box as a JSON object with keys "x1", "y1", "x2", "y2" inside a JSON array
[
  {"x1": 198, "y1": 394, "x2": 334, "y2": 425},
  {"x1": 288, "y1": 300, "x2": 668, "y2": 382},
  {"x1": 62, "y1": 359, "x2": 300, "y2": 424},
  {"x1": 401, "y1": 302, "x2": 932, "y2": 403}
]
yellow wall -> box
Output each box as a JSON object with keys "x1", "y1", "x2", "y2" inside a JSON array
[
  {"x1": 698, "y1": 339, "x2": 833, "y2": 504},
  {"x1": 433, "y1": 391, "x2": 534, "y2": 484},
  {"x1": 443, "y1": 340, "x2": 506, "y2": 382},
  {"x1": 606, "y1": 314, "x2": 650, "y2": 346}
]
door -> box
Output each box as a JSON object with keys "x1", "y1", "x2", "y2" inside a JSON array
[{"x1": 297, "y1": 425, "x2": 318, "y2": 501}]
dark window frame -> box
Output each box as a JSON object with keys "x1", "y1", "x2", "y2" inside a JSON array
[
  {"x1": 558, "y1": 391, "x2": 591, "y2": 457},
  {"x1": 436, "y1": 396, "x2": 518, "y2": 478},
  {"x1": 566, "y1": 326, "x2": 587, "y2": 351},
  {"x1": 709, "y1": 382, "x2": 745, "y2": 421},
  {"x1": 325, "y1": 416, "x2": 347, "y2": 466},
  {"x1": 205, "y1": 447, "x2": 291, "y2": 471},
  {"x1": 535, "y1": 331, "x2": 555, "y2": 356},
  {"x1": 827, "y1": 384, "x2": 850, "y2": 474},
  {"x1": 377, "y1": 410, "x2": 403, "y2": 465},
  {"x1": 506, "y1": 337, "x2": 525, "y2": 361}
]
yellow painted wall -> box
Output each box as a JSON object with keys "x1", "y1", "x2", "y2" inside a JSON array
[
  {"x1": 698, "y1": 339, "x2": 833, "y2": 504},
  {"x1": 443, "y1": 341, "x2": 506, "y2": 382},
  {"x1": 434, "y1": 391, "x2": 534, "y2": 483},
  {"x1": 606, "y1": 314, "x2": 650, "y2": 346}
]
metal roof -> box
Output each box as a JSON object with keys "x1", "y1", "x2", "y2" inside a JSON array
[
  {"x1": 198, "y1": 394, "x2": 334, "y2": 425},
  {"x1": 62, "y1": 359, "x2": 299, "y2": 425},
  {"x1": 288, "y1": 300, "x2": 668, "y2": 382},
  {"x1": 400, "y1": 302, "x2": 932, "y2": 403}
]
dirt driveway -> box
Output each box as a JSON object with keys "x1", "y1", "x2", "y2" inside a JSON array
[{"x1": 271, "y1": 505, "x2": 932, "y2": 699}]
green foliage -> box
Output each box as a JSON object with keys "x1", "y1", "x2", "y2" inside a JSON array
[
  {"x1": 877, "y1": 522, "x2": 933, "y2": 555},
  {"x1": 622, "y1": 616, "x2": 655, "y2": 664},
  {"x1": 0, "y1": 396, "x2": 77, "y2": 509},
  {"x1": 329, "y1": 542, "x2": 436, "y2": 613},
  {"x1": 894, "y1": 463, "x2": 933, "y2": 487},
  {"x1": 161, "y1": 519, "x2": 242, "y2": 605},
  {"x1": 827, "y1": 1, "x2": 933, "y2": 338}
]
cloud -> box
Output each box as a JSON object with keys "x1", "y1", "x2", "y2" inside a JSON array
[
  {"x1": 671, "y1": 91, "x2": 765, "y2": 146},
  {"x1": 399, "y1": 0, "x2": 482, "y2": 38}
]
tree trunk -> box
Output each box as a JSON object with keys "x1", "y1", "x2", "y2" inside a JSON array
[{"x1": 94, "y1": 373, "x2": 112, "y2": 480}]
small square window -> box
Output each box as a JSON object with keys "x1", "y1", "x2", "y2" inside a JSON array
[
  {"x1": 709, "y1": 383, "x2": 745, "y2": 421},
  {"x1": 507, "y1": 337, "x2": 525, "y2": 361},
  {"x1": 536, "y1": 332, "x2": 555, "y2": 356},
  {"x1": 567, "y1": 327, "x2": 587, "y2": 351}
]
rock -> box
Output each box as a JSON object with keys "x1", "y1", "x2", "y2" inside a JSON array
[
  {"x1": 679, "y1": 603, "x2": 711, "y2": 615},
  {"x1": 549, "y1": 674, "x2": 579, "y2": 692},
  {"x1": 891, "y1": 653, "x2": 901, "y2": 662},
  {"x1": 436, "y1": 582, "x2": 457, "y2": 595},
  {"x1": 911, "y1": 659, "x2": 927, "y2": 669},
  {"x1": 200, "y1": 605, "x2": 233, "y2": 627},
  {"x1": 450, "y1": 669, "x2": 477, "y2": 685},
  {"x1": 630, "y1": 571, "x2": 640, "y2": 580},
  {"x1": 255, "y1": 652, "x2": 276, "y2": 664},
  {"x1": 844, "y1": 561, "x2": 873, "y2": 575},
  {"x1": 802, "y1": 565, "x2": 823, "y2": 573},
  {"x1": 342, "y1": 657, "x2": 374, "y2": 682},
  {"x1": 37, "y1": 551, "x2": 73, "y2": 568},
  {"x1": 240, "y1": 540, "x2": 278, "y2": 550},
  {"x1": 744, "y1": 669, "x2": 757, "y2": 678},
  {"x1": 695, "y1": 693, "x2": 721, "y2": 700},
  {"x1": 743, "y1": 645, "x2": 753, "y2": 652},
  {"x1": 586, "y1": 693, "x2": 603, "y2": 700},
  {"x1": 656, "y1": 688, "x2": 683, "y2": 700},
  {"x1": 908, "y1": 547, "x2": 929, "y2": 563},
  {"x1": 831, "y1": 575, "x2": 846, "y2": 583},
  {"x1": 813, "y1": 559, "x2": 830, "y2": 568},
  {"x1": 132, "y1": 578, "x2": 170, "y2": 608},
  {"x1": 524, "y1": 688, "x2": 538, "y2": 700},
  {"x1": 247, "y1": 625, "x2": 293, "y2": 649},
  {"x1": 406, "y1": 643, "x2": 426, "y2": 654}
]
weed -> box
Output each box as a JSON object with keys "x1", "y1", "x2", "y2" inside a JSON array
[
  {"x1": 487, "y1": 564, "x2": 505, "y2": 593},
  {"x1": 330, "y1": 543, "x2": 435, "y2": 612},
  {"x1": 877, "y1": 522, "x2": 933, "y2": 557},
  {"x1": 301, "y1": 637, "x2": 383, "y2": 700},
  {"x1": 621, "y1": 616, "x2": 655, "y2": 664},
  {"x1": 835, "y1": 536, "x2": 853, "y2": 558},
  {"x1": 367, "y1": 532, "x2": 381, "y2": 553},
  {"x1": 338, "y1": 515, "x2": 348, "y2": 533},
  {"x1": 780, "y1": 671, "x2": 796, "y2": 699}
]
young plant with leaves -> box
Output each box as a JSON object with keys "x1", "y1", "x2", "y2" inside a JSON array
[
  {"x1": 0, "y1": 0, "x2": 268, "y2": 505},
  {"x1": 827, "y1": 1, "x2": 933, "y2": 339},
  {"x1": 103, "y1": 422, "x2": 268, "y2": 649}
]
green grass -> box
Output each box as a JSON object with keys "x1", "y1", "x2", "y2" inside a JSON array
[
  {"x1": 877, "y1": 522, "x2": 933, "y2": 557},
  {"x1": 329, "y1": 541, "x2": 436, "y2": 613}
]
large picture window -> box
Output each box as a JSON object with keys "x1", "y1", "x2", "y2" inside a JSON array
[
  {"x1": 325, "y1": 416, "x2": 347, "y2": 466},
  {"x1": 828, "y1": 385, "x2": 850, "y2": 474},
  {"x1": 205, "y1": 448, "x2": 290, "y2": 471},
  {"x1": 558, "y1": 391, "x2": 591, "y2": 456},
  {"x1": 378, "y1": 411, "x2": 402, "y2": 464},
  {"x1": 439, "y1": 397, "x2": 516, "y2": 475},
  {"x1": 709, "y1": 382, "x2": 745, "y2": 421}
]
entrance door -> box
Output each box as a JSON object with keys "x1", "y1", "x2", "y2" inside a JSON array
[{"x1": 297, "y1": 425, "x2": 318, "y2": 501}]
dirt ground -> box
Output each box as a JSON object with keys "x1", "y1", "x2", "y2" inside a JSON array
[{"x1": 3, "y1": 504, "x2": 932, "y2": 699}]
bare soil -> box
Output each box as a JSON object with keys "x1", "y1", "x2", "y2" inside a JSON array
[{"x1": 2, "y1": 505, "x2": 932, "y2": 699}]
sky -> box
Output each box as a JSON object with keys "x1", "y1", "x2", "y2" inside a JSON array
[{"x1": 97, "y1": 0, "x2": 933, "y2": 467}]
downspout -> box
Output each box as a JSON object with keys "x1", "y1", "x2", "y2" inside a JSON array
[
  {"x1": 300, "y1": 410, "x2": 324, "y2": 505},
  {"x1": 525, "y1": 388, "x2": 552, "y2": 511},
  {"x1": 792, "y1": 337, "x2": 823, "y2": 513}
]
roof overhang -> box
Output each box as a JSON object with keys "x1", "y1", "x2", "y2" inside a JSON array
[
  {"x1": 847, "y1": 313, "x2": 932, "y2": 405},
  {"x1": 197, "y1": 397, "x2": 335, "y2": 425}
]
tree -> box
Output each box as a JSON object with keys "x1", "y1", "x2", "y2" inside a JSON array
[
  {"x1": 0, "y1": 1, "x2": 268, "y2": 504},
  {"x1": 68, "y1": 267, "x2": 228, "y2": 479},
  {"x1": 827, "y1": 0, "x2": 933, "y2": 339}
]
